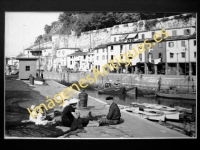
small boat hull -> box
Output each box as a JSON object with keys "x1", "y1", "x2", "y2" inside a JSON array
[
  {"x1": 147, "y1": 115, "x2": 166, "y2": 122},
  {"x1": 98, "y1": 87, "x2": 125, "y2": 94},
  {"x1": 156, "y1": 92, "x2": 196, "y2": 100}
]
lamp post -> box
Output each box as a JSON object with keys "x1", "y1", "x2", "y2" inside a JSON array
[
  {"x1": 34, "y1": 35, "x2": 43, "y2": 78},
  {"x1": 183, "y1": 46, "x2": 187, "y2": 76},
  {"x1": 175, "y1": 52, "x2": 181, "y2": 76}
]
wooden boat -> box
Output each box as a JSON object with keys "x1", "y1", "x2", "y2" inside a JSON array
[
  {"x1": 144, "y1": 108, "x2": 180, "y2": 120},
  {"x1": 130, "y1": 102, "x2": 177, "y2": 111},
  {"x1": 156, "y1": 92, "x2": 196, "y2": 100},
  {"x1": 143, "y1": 95, "x2": 156, "y2": 98},
  {"x1": 147, "y1": 115, "x2": 166, "y2": 122},
  {"x1": 125, "y1": 107, "x2": 166, "y2": 121},
  {"x1": 174, "y1": 106, "x2": 192, "y2": 114},
  {"x1": 98, "y1": 82, "x2": 125, "y2": 94}
]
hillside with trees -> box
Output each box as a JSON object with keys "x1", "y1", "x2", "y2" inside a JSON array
[{"x1": 34, "y1": 12, "x2": 184, "y2": 44}]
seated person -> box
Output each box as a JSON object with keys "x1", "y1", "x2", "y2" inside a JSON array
[
  {"x1": 53, "y1": 97, "x2": 70, "y2": 116},
  {"x1": 53, "y1": 98, "x2": 98, "y2": 131},
  {"x1": 114, "y1": 78, "x2": 121, "y2": 88},
  {"x1": 98, "y1": 96, "x2": 121, "y2": 126},
  {"x1": 22, "y1": 105, "x2": 54, "y2": 125}
]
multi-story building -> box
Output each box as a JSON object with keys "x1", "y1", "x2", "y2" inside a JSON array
[
  {"x1": 55, "y1": 48, "x2": 80, "y2": 68},
  {"x1": 67, "y1": 51, "x2": 95, "y2": 72},
  {"x1": 95, "y1": 26, "x2": 196, "y2": 75},
  {"x1": 93, "y1": 44, "x2": 108, "y2": 72}
]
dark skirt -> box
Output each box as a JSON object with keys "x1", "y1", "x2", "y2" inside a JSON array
[{"x1": 62, "y1": 117, "x2": 89, "y2": 131}]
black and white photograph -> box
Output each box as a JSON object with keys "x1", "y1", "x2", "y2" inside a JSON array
[{"x1": 4, "y1": 11, "x2": 197, "y2": 139}]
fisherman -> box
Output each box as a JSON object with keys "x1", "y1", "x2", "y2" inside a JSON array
[
  {"x1": 97, "y1": 96, "x2": 121, "y2": 126},
  {"x1": 114, "y1": 78, "x2": 121, "y2": 88},
  {"x1": 54, "y1": 98, "x2": 98, "y2": 131}
]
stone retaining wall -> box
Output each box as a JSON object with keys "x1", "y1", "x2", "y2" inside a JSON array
[{"x1": 43, "y1": 71, "x2": 196, "y2": 94}]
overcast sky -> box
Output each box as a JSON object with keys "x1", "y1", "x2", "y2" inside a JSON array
[{"x1": 5, "y1": 12, "x2": 63, "y2": 57}]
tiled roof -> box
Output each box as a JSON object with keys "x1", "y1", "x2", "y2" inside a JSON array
[
  {"x1": 24, "y1": 48, "x2": 33, "y2": 50},
  {"x1": 68, "y1": 52, "x2": 89, "y2": 56},
  {"x1": 16, "y1": 56, "x2": 38, "y2": 60},
  {"x1": 107, "y1": 34, "x2": 196, "y2": 46},
  {"x1": 56, "y1": 48, "x2": 80, "y2": 50},
  {"x1": 93, "y1": 44, "x2": 107, "y2": 50}
]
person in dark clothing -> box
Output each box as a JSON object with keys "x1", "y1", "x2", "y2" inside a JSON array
[
  {"x1": 59, "y1": 98, "x2": 98, "y2": 131},
  {"x1": 98, "y1": 96, "x2": 121, "y2": 126}
]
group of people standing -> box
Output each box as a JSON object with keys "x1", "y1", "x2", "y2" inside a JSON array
[{"x1": 22, "y1": 93, "x2": 122, "y2": 133}]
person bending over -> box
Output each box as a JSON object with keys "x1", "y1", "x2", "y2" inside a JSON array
[{"x1": 55, "y1": 98, "x2": 98, "y2": 131}]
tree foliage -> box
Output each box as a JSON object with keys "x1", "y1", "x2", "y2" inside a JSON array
[
  {"x1": 37, "y1": 12, "x2": 183, "y2": 39},
  {"x1": 44, "y1": 24, "x2": 51, "y2": 34},
  {"x1": 56, "y1": 12, "x2": 182, "y2": 36}
]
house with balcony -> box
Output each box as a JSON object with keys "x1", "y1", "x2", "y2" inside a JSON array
[{"x1": 105, "y1": 26, "x2": 196, "y2": 75}]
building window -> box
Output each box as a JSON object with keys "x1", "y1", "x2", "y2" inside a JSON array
[
  {"x1": 102, "y1": 49, "x2": 104, "y2": 53},
  {"x1": 169, "y1": 42, "x2": 174, "y2": 47},
  {"x1": 158, "y1": 53, "x2": 162, "y2": 59},
  {"x1": 142, "y1": 34, "x2": 145, "y2": 39},
  {"x1": 102, "y1": 55, "x2": 105, "y2": 60},
  {"x1": 194, "y1": 40, "x2": 196, "y2": 46},
  {"x1": 97, "y1": 50, "x2": 98, "y2": 53},
  {"x1": 97, "y1": 56, "x2": 99, "y2": 60},
  {"x1": 111, "y1": 46, "x2": 113, "y2": 51},
  {"x1": 158, "y1": 42, "x2": 162, "y2": 48},
  {"x1": 129, "y1": 44, "x2": 132, "y2": 50},
  {"x1": 25, "y1": 66, "x2": 30, "y2": 71},
  {"x1": 194, "y1": 52, "x2": 196, "y2": 58},
  {"x1": 184, "y1": 29, "x2": 190, "y2": 35},
  {"x1": 106, "y1": 55, "x2": 108, "y2": 59},
  {"x1": 148, "y1": 53, "x2": 153, "y2": 59},
  {"x1": 83, "y1": 55, "x2": 86, "y2": 59},
  {"x1": 139, "y1": 54, "x2": 142, "y2": 61},
  {"x1": 114, "y1": 37, "x2": 116, "y2": 42},
  {"x1": 181, "y1": 41, "x2": 185, "y2": 47},
  {"x1": 70, "y1": 61, "x2": 72, "y2": 65},
  {"x1": 111, "y1": 55, "x2": 113, "y2": 60},
  {"x1": 120, "y1": 45, "x2": 123, "y2": 52},
  {"x1": 181, "y1": 52, "x2": 185, "y2": 58},
  {"x1": 170, "y1": 53, "x2": 174, "y2": 58},
  {"x1": 172, "y1": 30, "x2": 177, "y2": 36},
  {"x1": 152, "y1": 32, "x2": 155, "y2": 37}
]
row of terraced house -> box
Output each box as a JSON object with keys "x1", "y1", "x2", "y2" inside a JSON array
[{"x1": 22, "y1": 15, "x2": 197, "y2": 76}]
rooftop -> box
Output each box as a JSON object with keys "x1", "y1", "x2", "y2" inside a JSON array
[
  {"x1": 107, "y1": 33, "x2": 196, "y2": 46},
  {"x1": 68, "y1": 51, "x2": 90, "y2": 56}
]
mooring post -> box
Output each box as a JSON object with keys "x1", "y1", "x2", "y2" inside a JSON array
[{"x1": 134, "y1": 87, "x2": 137, "y2": 99}]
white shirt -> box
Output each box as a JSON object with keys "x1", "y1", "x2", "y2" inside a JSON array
[{"x1": 29, "y1": 110, "x2": 48, "y2": 125}]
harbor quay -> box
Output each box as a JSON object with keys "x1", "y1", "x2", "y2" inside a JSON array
[
  {"x1": 43, "y1": 71, "x2": 196, "y2": 95},
  {"x1": 5, "y1": 75, "x2": 191, "y2": 139}
]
